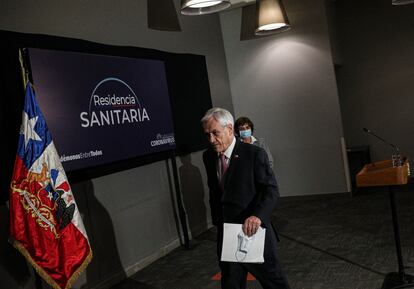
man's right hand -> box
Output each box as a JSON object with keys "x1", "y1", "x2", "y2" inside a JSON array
[{"x1": 242, "y1": 215, "x2": 262, "y2": 237}]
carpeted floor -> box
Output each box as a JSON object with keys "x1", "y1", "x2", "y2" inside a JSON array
[{"x1": 111, "y1": 187, "x2": 414, "y2": 289}]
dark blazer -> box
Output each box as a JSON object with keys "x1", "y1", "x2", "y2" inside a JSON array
[
  {"x1": 203, "y1": 139, "x2": 279, "y2": 229},
  {"x1": 203, "y1": 139, "x2": 288, "y2": 288}
]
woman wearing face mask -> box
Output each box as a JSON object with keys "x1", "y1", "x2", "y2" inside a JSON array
[{"x1": 235, "y1": 116, "x2": 274, "y2": 169}]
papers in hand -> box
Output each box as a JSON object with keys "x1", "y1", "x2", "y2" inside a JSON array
[{"x1": 221, "y1": 223, "x2": 266, "y2": 263}]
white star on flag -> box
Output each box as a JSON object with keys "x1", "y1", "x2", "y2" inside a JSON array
[{"x1": 20, "y1": 111, "x2": 42, "y2": 149}]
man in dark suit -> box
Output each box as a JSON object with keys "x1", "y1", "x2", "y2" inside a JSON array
[{"x1": 201, "y1": 107, "x2": 290, "y2": 289}]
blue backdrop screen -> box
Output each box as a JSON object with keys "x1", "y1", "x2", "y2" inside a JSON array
[{"x1": 28, "y1": 48, "x2": 176, "y2": 172}]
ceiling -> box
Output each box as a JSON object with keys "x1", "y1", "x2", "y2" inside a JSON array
[{"x1": 228, "y1": 0, "x2": 256, "y2": 10}]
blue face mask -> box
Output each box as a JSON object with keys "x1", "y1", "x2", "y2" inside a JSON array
[{"x1": 239, "y1": 129, "x2": 252, "y2": 139}]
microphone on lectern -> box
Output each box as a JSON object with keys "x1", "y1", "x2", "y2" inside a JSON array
[
  {"x1": 362, "y1": 127, "x2": 402, "y2": 167},
  {"x1": 362, "y1": 127, "x2": 400, "y2": 154}
]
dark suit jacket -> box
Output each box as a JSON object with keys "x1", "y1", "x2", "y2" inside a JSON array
[{"x1": 203, "y1": 139, "x2": 279, "y2": 229}]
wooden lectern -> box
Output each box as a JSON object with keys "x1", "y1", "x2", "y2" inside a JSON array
[
  {"x1": 356, "y1": 159, "x2": 413, "y2": 289},
  {"x1": 356, "y1": 159, "x2": 408, "y2": 187}
]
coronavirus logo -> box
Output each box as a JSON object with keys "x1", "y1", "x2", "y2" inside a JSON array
[{"x1": 80, "y1": 78, "x2": 150, "y2": 128}]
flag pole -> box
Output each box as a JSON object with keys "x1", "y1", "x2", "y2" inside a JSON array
[
  {"x1": 18, "y1": 47, "x2": 44, "y2": 289},
  {"x1": 18, "y1": 48, "x2": 29, "y2": 88}
]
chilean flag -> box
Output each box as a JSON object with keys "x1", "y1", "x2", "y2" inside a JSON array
[{"x1": 9, "y1": 83, "x2": 92, "y2": 289}]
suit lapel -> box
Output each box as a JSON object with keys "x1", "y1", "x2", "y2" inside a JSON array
[
  {"x1": 207, "y1": 149, "x2": 220, "y2": 184},
  {"x1": 223, "y1": 140, "x2": 241, "y2": 189}
]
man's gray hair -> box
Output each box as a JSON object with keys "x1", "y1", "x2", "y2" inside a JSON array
[{"x1": 201, "y1": 107, "x2": 234, "y2": 127}]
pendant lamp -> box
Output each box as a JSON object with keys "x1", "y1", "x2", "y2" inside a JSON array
[
  {"x1": 181, "y1": 0, "x2": 231, "y2": 15},
  {"x1": 255, "y1": 0, "x2": 290, "y2": 35}
]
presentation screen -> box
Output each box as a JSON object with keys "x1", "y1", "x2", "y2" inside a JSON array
[{"x1": 28, "y1": 48, "x2": 176, "y2": 172}]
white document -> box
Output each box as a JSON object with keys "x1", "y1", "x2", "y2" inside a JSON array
[{"x1": 221, "y1": 223, "x2": 266, "y2": 263}]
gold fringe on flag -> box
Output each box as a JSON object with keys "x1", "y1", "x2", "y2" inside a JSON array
[{"x1": 10, "y1": 238, "x2": 93, "y2": 289}]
